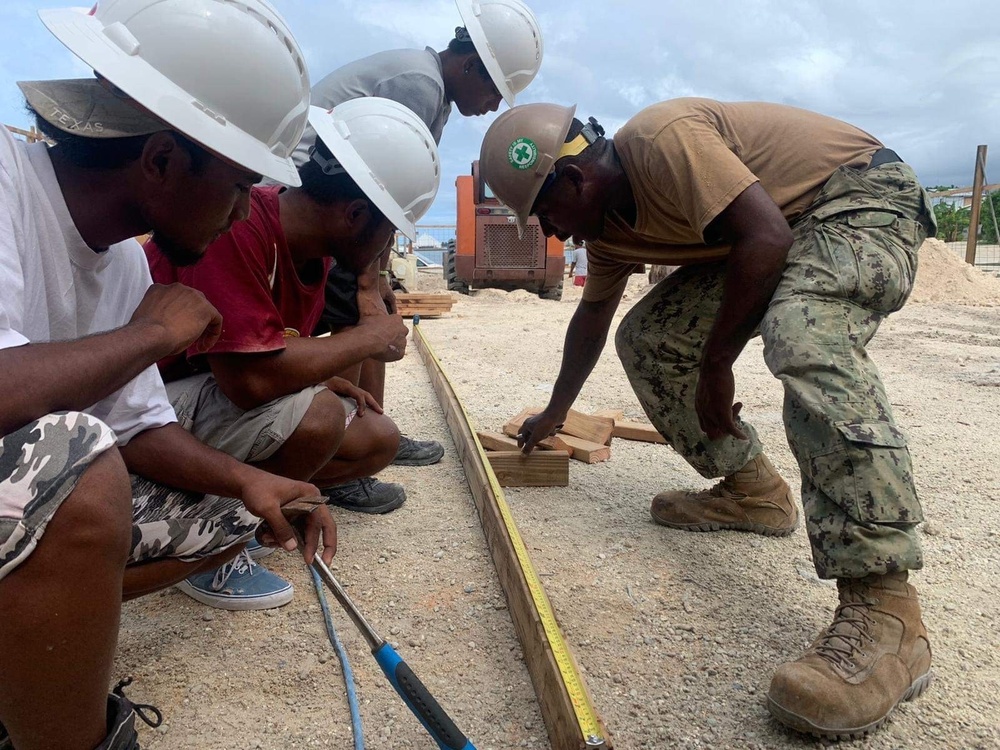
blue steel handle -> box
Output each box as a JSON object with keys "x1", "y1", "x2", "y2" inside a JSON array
[{"x1": 373, "y1": 642, "x2": 476, "y2": 750}]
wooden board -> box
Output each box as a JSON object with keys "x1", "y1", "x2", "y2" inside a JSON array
[
  {"x1": 414, "y1": 325, "x2": 612, "y2": 750},
  {"x1": 592, "y1": 409, "x2": 624, "y2": 422},
  {"x1": 486, "y1": 451, "x2": 570, "y2": 487},
  {"x1": 612, "y1": 420, "x2": 667, "y2": 444},
  {"x1": 503, "y1": 410, "x2": 612, "y2": 463},
  {"x1": 482, "y1": 429, "x2": 572, "y2": 454},
  {"x1": 555, "y1": 434, "x2": 612, "y2": 464}
]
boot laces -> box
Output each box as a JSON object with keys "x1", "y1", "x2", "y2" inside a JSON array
[
  {"x1": 113, "y1": 678, "x2": 163, "y2": 729},
  {"x1": 814, "y1": 589, "x2": 877, "y2": 670},
  {"x1": 211, "y1": 548, "x2": 256, "y2": 591}
]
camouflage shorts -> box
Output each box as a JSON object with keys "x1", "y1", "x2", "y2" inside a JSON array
[
  {"x1": 0, "y1": 412, "x2": 260, "y2": 581},
  {"x1": 0, "y1": 412, "x2": 117, "y2": 582}
]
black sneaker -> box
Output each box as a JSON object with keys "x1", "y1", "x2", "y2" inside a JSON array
[
  {"x1": 0, "y1": 680, "x2": 160, "y2": 750},
  {"x1": 324, "y1": 478, "x2": 406, "y2": 514},
  {"x1": 392, "y1": 435, "x2": 445, "y2": 467},
  {"x1": 100, "y1": 678, "x2": 162, "y2": 750}
]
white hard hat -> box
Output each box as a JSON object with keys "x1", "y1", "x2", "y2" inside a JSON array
[
  {"x1": 308, "y1": 99, "x2": 441, "y2": 241},
  {"x1": 456, "y1": 0, "x2": 543, "y2": 107},
  {"x1": 38, "y1": 0, "x2": 311, "y2": 186}
]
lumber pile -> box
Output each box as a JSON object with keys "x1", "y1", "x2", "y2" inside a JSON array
[
  {"x1": 491, "y1": 406, "x2": 668, "y2": 469},
  {"x1": 395, "y1": 293, "x2": 454, "y2": 318}
]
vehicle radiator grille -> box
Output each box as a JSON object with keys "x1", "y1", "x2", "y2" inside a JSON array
[{"x1": 479, "y1": 222, "x2": 544, "y2": 269}]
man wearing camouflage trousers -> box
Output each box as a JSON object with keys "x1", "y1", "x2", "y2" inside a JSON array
[{"x1": 478, "y1": 98, "x2": 936, "y2": 739}]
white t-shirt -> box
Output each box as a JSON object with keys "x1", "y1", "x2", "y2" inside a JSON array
[
  {"x1": 573, "y1": 246, "x2": 589, "y2": 276},
  {"x1": 292, "y1": 47, "x2": 451, "y2": 168},
  {"x1": 0, "y1": 128, "x2": 176, "y2": 443}
]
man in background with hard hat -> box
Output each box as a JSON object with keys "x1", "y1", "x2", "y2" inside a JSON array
[
  {"x1": 0, "y1": 2, "x2": 333, "y2": 748},
  {"x1": 145, "y1": 99, "x2": 441, "y2": 605},
  {"x1": 297, "y1": 0, "x2": 544, "y2": 514},
  {"x1": 478, "y1": 99, "x2": 936, "y2": 739}
]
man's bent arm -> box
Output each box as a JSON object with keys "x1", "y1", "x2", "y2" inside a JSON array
[
  {"x1": 208, "y1": 331, "x2": 385, "y2": 411},
  {"x1": 697, "y1": 182, "x2": 794, "y2": 439},
  {"x1": 0, "y1": 324, "x2": 168, "y2": 435},
  {"x1": 121, "y1": 423, "x2": 335, "y2": 562},
  {"x1": 548, "y1": 289, "x2": 624, "y2": 416}
]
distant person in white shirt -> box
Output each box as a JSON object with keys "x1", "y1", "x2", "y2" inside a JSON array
[{"x1": 569, "y1": 240, "x2": 589, "y2": 286}]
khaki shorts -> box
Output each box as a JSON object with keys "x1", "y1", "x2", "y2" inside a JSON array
[{"x1": 165, "y1": 373, "x2": 356, "y2": 462}]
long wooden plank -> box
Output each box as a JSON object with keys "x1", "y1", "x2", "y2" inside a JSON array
[
  {"x1": 414, "y1": 324, "x2": 612, "y2": 750},
  {"x1": 612, "y1": 420, "x2": 667, "y2": 444},
  {"x1": 486, "y1": 451, "x2": 570, "y2": 487}
]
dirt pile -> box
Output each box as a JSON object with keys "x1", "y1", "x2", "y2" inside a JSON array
[{"x1": 911, "y1": 238, "x2": 1000, "y2": 305}]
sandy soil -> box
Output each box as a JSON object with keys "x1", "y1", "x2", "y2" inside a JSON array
[{"x1": 121, "y1": 243, "x2": 1000, "y2": 749}]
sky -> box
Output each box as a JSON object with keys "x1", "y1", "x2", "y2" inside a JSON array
[{"x1": 1, "y1": 0, "x2": 998, "y2": 226}]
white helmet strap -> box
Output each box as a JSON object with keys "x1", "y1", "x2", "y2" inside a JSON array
[{"x1": 310, "y1": 145, "x2": 347, "y2": 176}]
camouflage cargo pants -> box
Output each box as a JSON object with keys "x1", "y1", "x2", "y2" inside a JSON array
[{"x1": 616, "y1": 162, "x2": 936, "y2": 579}]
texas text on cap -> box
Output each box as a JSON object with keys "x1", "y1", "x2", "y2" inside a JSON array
[{"x1": 17, "y1": 78, "x2": 167, "y2": 139}]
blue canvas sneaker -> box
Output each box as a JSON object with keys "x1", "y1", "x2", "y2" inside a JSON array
[
  {"x1": 175, "y1": 549, "x2": 293, "y2": 610},
  {"x1": 246, "y1": 537, "x2": 275, "y2": 560}
]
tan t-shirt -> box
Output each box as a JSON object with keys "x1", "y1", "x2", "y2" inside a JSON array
[{"x1": 583, "y1": 98, "x2": 882, "y2": 301}]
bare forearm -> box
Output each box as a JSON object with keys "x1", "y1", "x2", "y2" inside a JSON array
[
  {"x1": 703, "y1": 239, "x2": 789, "y2": 367},
  {"x1": 210, "y1": 332, "x2": 379, "y2": 409},
  {"x1": 120, "y1": 423, "x2": 252, "y2": 498},
  {"x1": 547, "y1": 295, "x2": 621, "y2": 415},
  {"x1": 0, "y1": 323, "x2": 167, "y2": 435}
]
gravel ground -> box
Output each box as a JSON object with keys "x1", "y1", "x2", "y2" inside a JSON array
[{"x1": 120, "y1": 260, "x2": 1000, "y2": 750}]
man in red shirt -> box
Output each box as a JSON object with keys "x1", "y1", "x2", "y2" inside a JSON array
[{"x1": 146, "y1": 99, "x2": 440, "y2": 607}]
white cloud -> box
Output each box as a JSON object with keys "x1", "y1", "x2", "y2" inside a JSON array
[{"x1": 1, "y1": 0, "x2": 997, "y2": 222}]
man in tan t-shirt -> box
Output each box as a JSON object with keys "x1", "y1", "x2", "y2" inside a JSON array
[{"x1": 479, "y1": 98, "x2": 937, "y2": 739}]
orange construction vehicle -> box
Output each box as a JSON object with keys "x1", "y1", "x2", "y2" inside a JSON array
[{"x1": 446, "y1": 160, "x2": 565, "y2": 299}]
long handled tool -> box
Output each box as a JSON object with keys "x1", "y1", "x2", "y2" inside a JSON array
[{"x1": 278, "y1": 498, "x2": 477, "y2": 750}]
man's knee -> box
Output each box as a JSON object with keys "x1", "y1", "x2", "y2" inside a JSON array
[
  {"x1": 48, "y1": 448, "x2": 132, "y2": 566},
  {"x1": 369, "y1": 413, "x2": 401, "y2": 461},
  {"x1": 291, "y1": 388, "x2": 347, "y2": 457}
]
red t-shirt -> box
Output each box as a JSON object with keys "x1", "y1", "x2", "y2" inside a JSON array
[{"x1": 145, "y1": 186, "x2": 331, "y2": 380}]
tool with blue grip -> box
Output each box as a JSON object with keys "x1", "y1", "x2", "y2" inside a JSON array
[{"x1": 280, "y1": 496, "x2": 476, "y2": 750}]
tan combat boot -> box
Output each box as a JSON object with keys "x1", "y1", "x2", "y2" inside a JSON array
[
  {"x1": 650, "y1": 453, "x2": 797, "y2": 536},
  {"x1": 767, "y1": 572, "x2": 933, "y2": 740}
]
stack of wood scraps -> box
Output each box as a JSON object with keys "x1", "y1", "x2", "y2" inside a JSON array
[
  {"x1": 479, "y1": 406, "x2": 667, "y2": 484},
  {"x1": 395, "y1": 293, "x2": 454, "y2": 318}
]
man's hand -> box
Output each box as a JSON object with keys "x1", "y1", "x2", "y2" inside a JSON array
[
  {"x1": 130, "y1": 283, "x2": 223, "y2": 356},
  {"x1": 517, "y1": 411, "x2": 566, "y2": 454},
  {"x1": 240, "y1": 471, "x2": 336, "y2": 565},
  {"x1": 326, "y1": 376, "x2": 383, "y2": 417},
  {"x1": 695, "y1": 362, "x2": 748, "y2": 442},
  {"x1": 357, "y1": 314, "x2": 408, "y2": 362}
]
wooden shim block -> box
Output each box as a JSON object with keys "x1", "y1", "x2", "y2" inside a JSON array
[
  {"x1": 591, "y1": 409, "x2": 624, "y2": 422},
  {"x1": 612, "y1": 420, "x2": 667, "y2": 444},
  {"x1": 503, "y1": 410, "x2": 606, "y2": 458},
  {"x1": 492, "y1": 425, "x2": 571, "y2": 453},
  {"x1": 414, "y1": 326, "x2": 612, "y2": 750},
  {"x1": 486, "y1": 451, "x2": 570, "y2": 487},
  {"x1": 477, "y1": 431, "x2": 521, "y2": 451},
  {"x1": 556, "y1": 434, "x2": 611, "y2": 464},
  {"x1": 561, "y1": 409, "x2": 615, "y2": 446}
]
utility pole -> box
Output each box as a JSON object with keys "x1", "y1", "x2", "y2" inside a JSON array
[{"x1": 966, "y1": 145, "x2": 988, "y2": 266}]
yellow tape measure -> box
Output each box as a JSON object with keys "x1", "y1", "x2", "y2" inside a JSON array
[{"x1": 415, "y1": 325, "x2": 607, "y2": 748}]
